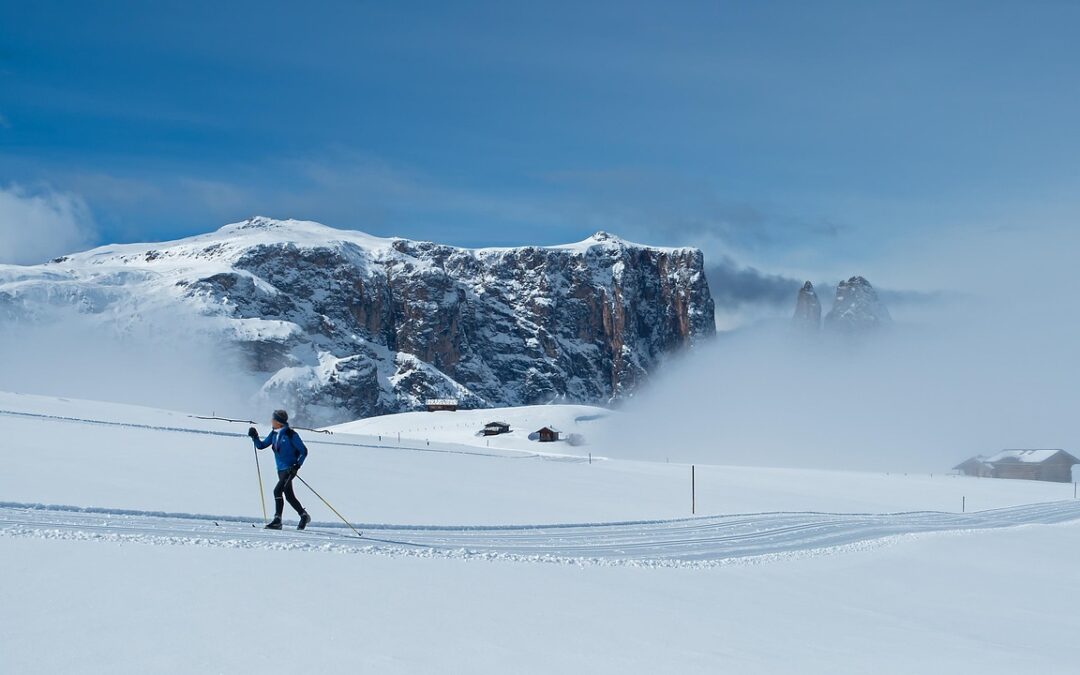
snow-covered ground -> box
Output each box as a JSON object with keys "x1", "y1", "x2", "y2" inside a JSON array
[
  {"x1": 3, "y1": 391, "x2": 1080, "y2": 673},
  {"x1": 5, "y1": 392, "x2": 1074, "y2": 523},
  {"x1": 6, "y1": 523, "x2": 1080, "y2": 674},
  {"x1": 326, "y1": 403, "x2": 612, "y2": 455}
]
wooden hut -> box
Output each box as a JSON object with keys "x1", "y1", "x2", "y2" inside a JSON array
[
  {"x1": 424, "y1": 398, "x2": 458, "y2": 412},
  {"x1": 536, "y1": 426, "x2": 561, "y2": 443},
  {"x1": 983, "y1": 449, "x2": 1079, "y2": 483},
  {"x1": 482, "y1": 421, "x2": 511, "y2": 436},
  {"x1": 953, "y1": 456, "x2": 994, "y2": 478}
]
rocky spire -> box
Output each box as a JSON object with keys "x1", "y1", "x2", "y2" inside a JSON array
[
  {"x1": 792, "y1": 281, "x2": 821, "y2": 332},
  {"x1": 824, "y1": 276, "x2": 891, "y2": 332}
]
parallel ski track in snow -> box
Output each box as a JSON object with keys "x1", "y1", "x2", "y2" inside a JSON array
[{"x1": 3, "y1": 500, "x2": 1079, "y2": 568}]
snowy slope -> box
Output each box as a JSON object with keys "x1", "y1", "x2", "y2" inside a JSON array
[
  {"x1": 4, "y1": 391, "x2": 1080, "y2": 673},
  {"x1": 326, "y1": 404, "x2": 613, "y2": 454},
  {"x1": 3, "y1": 391, "x2": 1075, "y2": 525},
  {"x1": 7, "y1": 523, "x2": 1079, "y2": 675}
]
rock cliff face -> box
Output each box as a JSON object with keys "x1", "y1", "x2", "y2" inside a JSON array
[
  {"x1": 824, "y1": 276, "x2": 891, "y2": 332},
  {"x1": 0, "y1": 218, "x2": 715, "y2": 424},
  {"x1": 792, "y1": 281, "x2": 821, "y2": 331}
]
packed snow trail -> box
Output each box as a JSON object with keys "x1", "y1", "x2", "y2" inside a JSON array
[{"x1": 2, "y1": 500, "x2": 1079, "y2": 567}]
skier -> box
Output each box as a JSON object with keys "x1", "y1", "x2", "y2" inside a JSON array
[{"x1": 248, "y1": 409, "x2": 311, "y2": 530}]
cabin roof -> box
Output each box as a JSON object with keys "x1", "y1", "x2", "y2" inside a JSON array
[
  {"x1": 984, "y1": 449, "x2": 1075, "y2": 464},
  {"x1": 484, "y1": 421, "x2": 510, "y2": 427},
  {"x1": 953, "y1": 456, "x2": 992, "y2": 470}
]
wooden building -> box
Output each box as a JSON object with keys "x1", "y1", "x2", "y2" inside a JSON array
[
  {"x1": 984, "y1": 449, "x2": 1078, "y2": 483},
  {"x1": 482, "y1": 421, "x2": 511, "y2": 436},
  {"x1": 953, "y1": 456, "x2": 993, "y2": 478},
  {"x1": 956, "y1": 449, "x2": 1078, "y2": 483},
  {"x1": 424, "y1": 398, "x2": 458, "y2": 412},
  {"x1": 536, "y1": 426, "x2": 561, "y2": 443}
]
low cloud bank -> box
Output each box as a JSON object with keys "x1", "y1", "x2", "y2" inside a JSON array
[
  {"x1": 0, "y1": 312, "x2": 261, "y2": 418},
  {"x1": 0, "y1": 185, "x2": 98, "y2": 265},
  {"x1": 607, "y1": 225, "x2": 1080, "y2": 473}
]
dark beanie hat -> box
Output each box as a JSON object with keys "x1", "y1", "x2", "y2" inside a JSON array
[{"x1": 273, "y1": 409, "x2": 289, "y2": 424}]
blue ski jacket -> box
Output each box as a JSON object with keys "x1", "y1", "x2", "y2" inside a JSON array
[{"x1": 253, "y1": 425, "x2": 308, "y2": 471}]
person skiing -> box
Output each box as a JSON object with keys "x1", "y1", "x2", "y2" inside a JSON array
[{"x1": 248, "y1": 409, "x2": 310, "y2": 530}]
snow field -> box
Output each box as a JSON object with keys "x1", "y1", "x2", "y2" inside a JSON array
[
  {"x1": 4, "y1": 391, "x2": 1080, "y2": 673},
  {"x1": 4, "y1": 394, "x2": 1075, "y2": 527},
  {"x1": 3, "y1": 522, "x2": 1080, "y2": 674}
]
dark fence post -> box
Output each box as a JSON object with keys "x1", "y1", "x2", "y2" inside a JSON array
[{"x1": 692, "y1": 465, "x2": 696, "y2": 515}]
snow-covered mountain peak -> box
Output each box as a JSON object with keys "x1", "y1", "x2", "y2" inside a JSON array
[
  {"x1": 589, "y1": 230, "x2": 618, "y2": 243},
  {"x1": 211, "y1": 216, "x2": 395, "y2": 250},
  {"x1": 546, "y1": 230, "x2": 694, "y2": 255},
  {"x1": 2, "y1": 219, "x2": 715, "y2": 424},
  {"x1": 222, "y1": 215, "x2": 304, "y2": 232}
]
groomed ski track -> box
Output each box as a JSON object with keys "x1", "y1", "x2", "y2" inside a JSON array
[{"x1": 3, "y1": 500, "x2": 1079, "y2": 568}]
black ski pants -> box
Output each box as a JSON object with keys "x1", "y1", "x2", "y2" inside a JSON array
[{"x1": 273, "y1": 467, "x2": 305, "y2": 518}]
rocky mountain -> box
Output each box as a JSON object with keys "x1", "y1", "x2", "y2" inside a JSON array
[
  {"x1": 0, "y1": 217, "x2": 715, "y2": 424},
  {"x1": 792, "y1": 281, "x2": 821, "y2": 331},
  {"x1": 788, "y1": 276, "x2": 891, "y2": 335},
  {"x1": 824, "y1": 276, "x2": 892, "y2": 332}
]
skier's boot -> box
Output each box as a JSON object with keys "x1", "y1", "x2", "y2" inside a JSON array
[
  {"x1": 264, "y1": 517, "x2": 283, "y2": 530},
  {"x1": 298, "y1": 512, "x2": 311, "y2": 530}
]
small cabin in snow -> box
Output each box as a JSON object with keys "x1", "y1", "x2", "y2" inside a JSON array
[
  {"x1": 984, "y1": 449, "x2": 1078, "y2": 483},
  {"x1": 955, "y1": 449, "x2": 1079, "y2": 483},
  {"x1": 424, "y1": 398, "x2": 458, "y2": 412},
  {"x1": 482, "y1": 421, "x2": 511, "y2": 436},
  {"x1": 536, "y1": 427, "x2": 561, "y2": 443},
  {"x1": 953, "y1": 456, "x2": 993, "y2": 478}
]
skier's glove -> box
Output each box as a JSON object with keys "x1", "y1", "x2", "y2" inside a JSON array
[{"x1": 248, "y1": 427, "x2": 259, "y2": 439}]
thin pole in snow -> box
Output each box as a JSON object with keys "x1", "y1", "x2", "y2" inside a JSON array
[
  {"x1": 589, "y1": 452, "x2": 592, "y2": 465},
  {"x1": 692, "y1": 465, "x2": 696, "y2": 515},
  {"x1": 962, "y1": 496, "x2": 966, "y2": 513},
  {"x1": 293, "y1": 474, "x2": 363, "y2": 539},
  {"x1": 252, "y1": 445, "x2": 268, "y2": 525}
]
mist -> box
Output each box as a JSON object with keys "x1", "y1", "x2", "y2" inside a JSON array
[
  {"x1": 0, "y1": 185, "x2": 98, "y2": 265},
  {"x1": 0, "y1": 311, "x2": 263, "y2": 419},
  {"x1": 606, "y1": 224, "x2": 1080, "y2": 473}
]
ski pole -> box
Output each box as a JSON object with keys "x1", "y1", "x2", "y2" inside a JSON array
[
  {"x1": 293, "y1": 473, "x2": 363, "y2": 539},
  {"x1": 253, "y1": 446, "x2": 268, "y2": 524}
]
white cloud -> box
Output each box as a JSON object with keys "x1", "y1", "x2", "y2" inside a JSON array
[
  {"x1": 605, "y1": 222, "x2": 1080, "y2": 473},
  {"x1": 0, "y1": 185, "x2": 97, "y2": 264}
]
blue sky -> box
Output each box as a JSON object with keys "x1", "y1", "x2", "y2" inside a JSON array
[{"x1": 2, "y1": 1, "x2": 1079, "y2": 284}]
